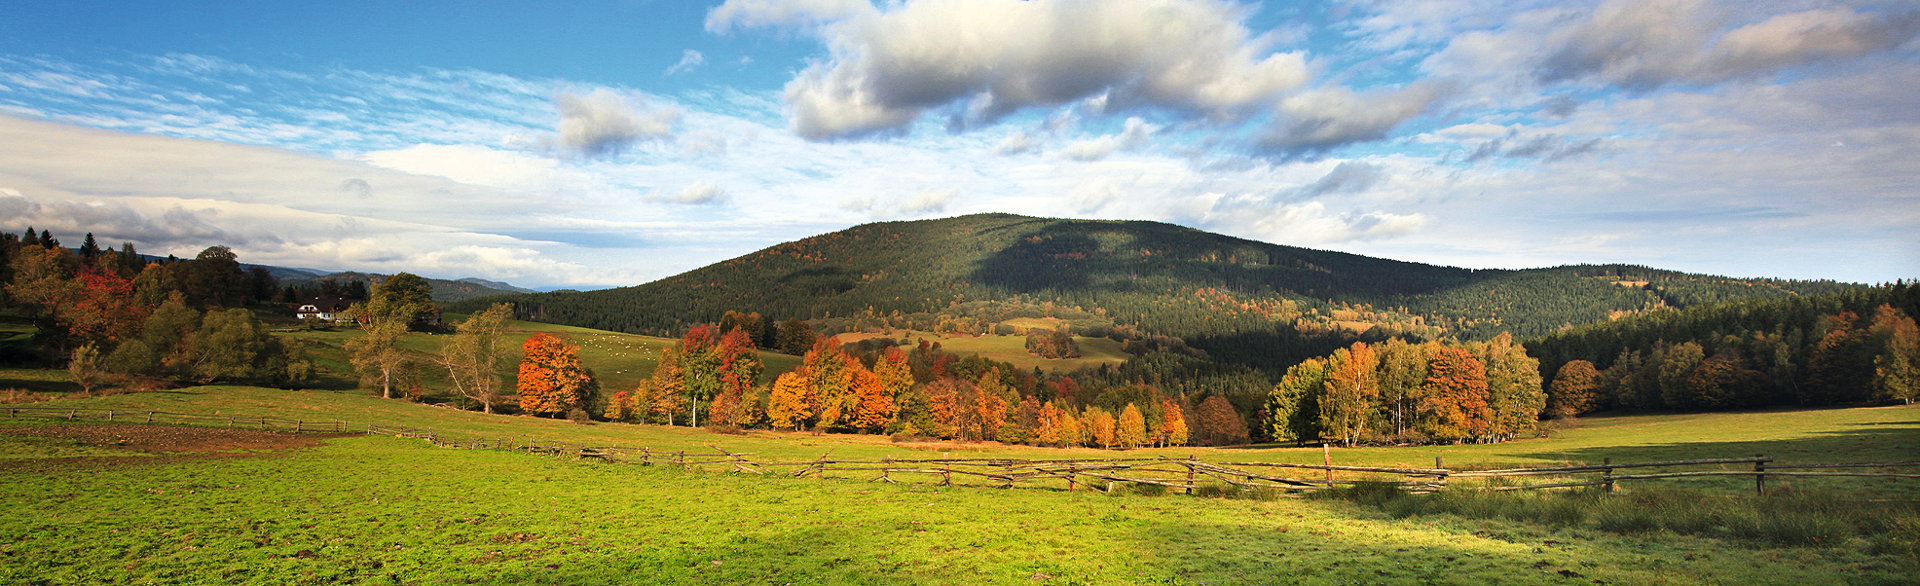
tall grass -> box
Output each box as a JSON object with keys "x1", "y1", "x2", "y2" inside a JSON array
[{"x1": 1319, "y1": 482, "x2": 1920, "y2": 552}]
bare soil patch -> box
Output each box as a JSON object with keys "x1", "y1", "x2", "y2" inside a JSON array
[{"x1": 0, "y1": 423, "x2": 352, "y2": 471}]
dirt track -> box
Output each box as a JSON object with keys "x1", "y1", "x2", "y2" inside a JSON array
[{"x1": 0, "y1": 423, "x2": 352, "y2": 470}]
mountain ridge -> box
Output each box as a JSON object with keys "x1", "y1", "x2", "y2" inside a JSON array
[{"x1": 446, "y1": 213, "x2": 1858, "y2": 365}]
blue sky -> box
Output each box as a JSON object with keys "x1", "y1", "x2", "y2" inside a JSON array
[{"x1": 1, "y1": 0, "x2": 1915, "y2": 289}]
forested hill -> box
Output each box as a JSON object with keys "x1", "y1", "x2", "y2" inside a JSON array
[{"x1": 449, "y1": 213, "x2": 1856, "y2": 356}]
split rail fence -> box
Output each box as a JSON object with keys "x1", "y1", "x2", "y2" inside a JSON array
[{"x1": 6, "y1": 406, "x2": 1918, "y2": 496}]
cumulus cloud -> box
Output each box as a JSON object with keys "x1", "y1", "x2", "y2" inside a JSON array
[
  {"x1": 1061, "y1": 117, "x2": 1158, "y2": 161},
  {"x1": 648, "y1": 182, "x2": 729, "y2": 205},
  {"x1": 1203, "y1": 199, "x2": 1429, "y2": 244},
  {"x1": 664, "y1": 50, "x2": 706, "y2": 76},
  {"x1": 767, "y1": 0, "x2": 1308, "y2": 140},
  {"x1": 1258, "y1": 83, "x2": 1445, "y2": 159},
  {"x1": 1291, "y1": 161, "x2": 1383, "y2": 199},
  {"x1": 705, "y1": 0, "x2": 876, "y2": 34},
  {"x1": 1539, "y1": 0, "x2": 1920, "y2": 90},
  {"x1": 993, "y1": 131, "x2": 1037, "y2": 156},
  {"x1": 554, "y1": 88, "x2": 679, "y2": 157}
]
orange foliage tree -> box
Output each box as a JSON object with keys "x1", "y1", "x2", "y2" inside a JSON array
[
  {"x1": 1419, "y1": 347, "x2": 1491, "y2": 443},
  {"x1": 1115, "y1": 403, "x2": 1148, "y2": 449},
  {"x1": 516, "y1": 333, "x2": 594, "y2": 416},
  {"x1": 766, "y1": 371, "x2": 812, "y2": 430},
  {"x1": 1157, "y1": 399, "x2": 1190, "y2": 447}
]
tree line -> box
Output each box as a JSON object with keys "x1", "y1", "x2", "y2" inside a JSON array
[
  {"x1": 1266, "y1": 335, "x2": 1547, "y2": 446},
  {"x1": 1, "y1": 229, "x2": 308, "y2": 391},
  {"x1": 1531, "y1": 283, "x2": 1920, "y2": 412}
]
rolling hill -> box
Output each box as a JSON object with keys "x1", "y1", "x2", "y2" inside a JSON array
[{"x1": 448, "y1": 214, "x2": 1857, "y2": 366}]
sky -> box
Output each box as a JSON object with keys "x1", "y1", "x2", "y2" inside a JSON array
[{"x1": 0, "y1": 0, "x2": 1915, "y2": 290}]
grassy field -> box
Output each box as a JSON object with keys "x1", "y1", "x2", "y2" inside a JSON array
[
  {"x1": 1, "y1": 383, "x2": 1916, "y2": 583},
  {"x1": 1, "y1": 427, "x2": 1915, "y2": 584},
  {"x1": 835, "y1": 330, "x2": 1129, "y2": 373}
]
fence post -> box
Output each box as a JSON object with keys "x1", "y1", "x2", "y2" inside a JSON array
[
  {"x1": 1602, "y1": 458, "x2": 1615, "y2": 493},
  {"x1": 1754, "y1": 454, "x2": 1766, "y2": 496},
  {"x1": 1185, "y1": 455, "x2": 1196, "y2": 495},
  {"x1": 1322, "y1": 443, "x2": 1334, "y2": 487},
  {"x1": 1067, "y1": 459, "x2": 1076, "y2": 492},
  {"x1": 68, "y1": 409, "x2": 77, "y2": 420},
  {"x1": 295, "y1": 420, "x2": 303, "y2": 433}
]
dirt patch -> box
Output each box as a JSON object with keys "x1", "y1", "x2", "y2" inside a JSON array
[{"x1": 0, "y1": 423, "x2": 353, "y2": 471}]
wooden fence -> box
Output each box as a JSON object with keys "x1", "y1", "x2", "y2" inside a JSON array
[{"x1": 7, "y1": 406, "x2": 1918, "y2": 496}]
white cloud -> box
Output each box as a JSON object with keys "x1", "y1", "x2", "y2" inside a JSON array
[
  {"x1": 1539, "y1": 1, "x2": 1919, "y2": 89},
  {"x1": 992, "y1": 131, "x2": 1037, "y2": 156},
  {"x1": 770, "y1": 0, "x2": 1308, "y2": 139},
  {"x1": 554, "y1": 88, "x2": 679, "y2": 157},
  {"x1": 1259, "y1": 83, "x2": 1446, "y2": 158},
  {"x1": 1061, "y1": 117, "x2": 1157, "y2": 161},
  {"x1": 664, "y1": 49, "x2": 707, "y2": 76},
  {"x1": 705, "y1": 0, "x2": 877, "y2": 34},
  {"x1": 648, "y1": 182, "x2": 729, "y2": 205}
]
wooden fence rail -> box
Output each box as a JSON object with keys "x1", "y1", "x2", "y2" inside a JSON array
[{"x1": 7, "y1": 406, "x2": 1918, "y2": 496}]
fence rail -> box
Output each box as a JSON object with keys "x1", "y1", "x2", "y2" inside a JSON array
[{"x1": 6, "y1": 406, "x2": 1917, "y2": 496}]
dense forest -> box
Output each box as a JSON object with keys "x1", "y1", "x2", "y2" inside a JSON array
[{"x1": 1530, "y1": 283, "x2": 1920, "y2": 411}]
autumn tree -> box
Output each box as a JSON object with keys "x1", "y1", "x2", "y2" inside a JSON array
[
  {"x1": 1377, "y1": 338, "x2": 1434, "y2": 437},
  {"x1": 1547, "y1": 360, "x2": 1600, "y2": 418},
  {"x1": 1419, "y1": 348, "x2": 1491, "y2": 443},
  {"x1": 766, "y1": 370, "x2": 812, "y2": 430},
  {"x1": 646, "y1": 348, "x2": 687, "y2": 425},
  {"x1": 850, "y1": 357, "x2": 894, "y2": 432},
  {"x1": 1868, "y1": 304, "x2": 1920, "y2": 405},
  {"x1": 517, "y1": 333, "x2": 594, "y2": 416},
  {"x1": 1192, "y1": 395, "x2": 1250, "y2": 446},
  {"x1": 675, "y1": 326, "x2": 721, "y2": 427},
  {"x1": 775, "y1": 318, "x2": 815, "y2": 354},
  {"x1": 969, "y1": 368, "x2": 1012, "y2": 441},
  {"x1": 1318, "y1": 342, "x2": 1380, "y2": 447},
  {"x1": 1115, "y1": 403, "x2": 1148, "y2": 449},
  {"x1": 1476, "y1": 334, "x2": 1546, "y2": 440},
  {"x1": 1158, "y1": 399, "x2": 1190, "y2": 447},
  {"x1": 708, "y1": 326, "x2": 764, "y2": 427},
  {"x1": 803, "y1": 337, "x2": 855, "y2": 429},
  {"x1": 439, "y1": 303, "x2": 512, "y2": 414},
  {"x1": 1084, "y1": 406, "x2": 1117, "y2": 448},
  {"x1": 1266, "y1": 358, "x2": 1326, "y2": 445}
]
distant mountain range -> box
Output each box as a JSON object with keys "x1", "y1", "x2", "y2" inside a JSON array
[
  {"x1": 276, "y1": 271, "x2": 536, "y2": 302},
  {"x1": 445, "y1": 214, "x2": 1860, "y2": 365}
]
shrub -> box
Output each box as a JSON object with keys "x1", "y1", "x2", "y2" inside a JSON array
[{"x1": 565, "y1": 408, "x2": 593, "y2": 425}]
